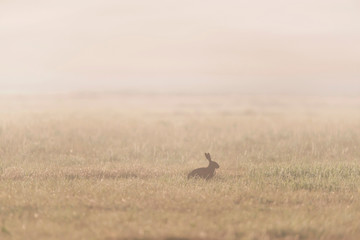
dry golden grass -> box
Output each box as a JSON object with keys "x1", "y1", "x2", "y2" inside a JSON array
[{"x1": 1, "y1": 94, "x2": 360, "y2": 240}]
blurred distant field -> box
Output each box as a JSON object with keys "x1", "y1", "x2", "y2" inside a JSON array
[{"x1": 1, "y1": 93, "x2": 360, "y2": 240}]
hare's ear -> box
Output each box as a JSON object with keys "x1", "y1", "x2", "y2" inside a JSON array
[{"x1": 205, "y1": 153, "x2": 212, "y2": 162}]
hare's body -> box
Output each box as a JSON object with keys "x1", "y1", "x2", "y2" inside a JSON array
[
  {"x1": 188, "y1": 166, "x2": 216, "y2": 180},
  {"x1": 188, "y1": 153, "x2": 219, "y2": 180}
]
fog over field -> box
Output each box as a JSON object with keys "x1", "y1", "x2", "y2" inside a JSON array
[
  {"x1": 1, "y1": 1, "x2": 360, "y2": 240},
  {"x1": 1, "y1": 0, "x2": 360, "y2": 95}
]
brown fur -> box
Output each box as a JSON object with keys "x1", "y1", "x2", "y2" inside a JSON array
[{"x1": 188, "y1": 153, "x2": 220, "y2": 180}]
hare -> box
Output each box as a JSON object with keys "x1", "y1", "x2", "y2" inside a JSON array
[{"x1": 188, "y1": 153, "x2": 220, "y2": 180}]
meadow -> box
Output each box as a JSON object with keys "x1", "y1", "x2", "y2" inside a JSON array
[{"x1": 1, "y1": 93, "x2": 360, "y2": 240}]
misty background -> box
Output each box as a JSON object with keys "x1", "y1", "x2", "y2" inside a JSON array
[{"x1": 1, "y1": 0, "x2": 359, "y2": 95}]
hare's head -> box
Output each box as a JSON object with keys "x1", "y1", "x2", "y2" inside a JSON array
[{"x1": 205, "y1": 153, "x2": 220, "y2": 169}]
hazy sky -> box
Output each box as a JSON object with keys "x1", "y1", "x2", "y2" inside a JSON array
[{"x1": 1, "y1": 0, "x2": 359, "y2": 94}]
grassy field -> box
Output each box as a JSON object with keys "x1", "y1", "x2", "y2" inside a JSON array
[{"x1": 1, "y1": 93, "x2": 360, "y2": 240}]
